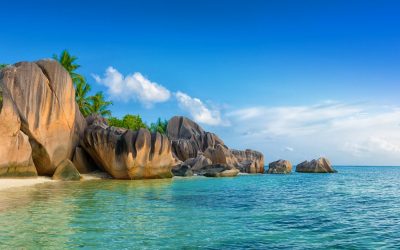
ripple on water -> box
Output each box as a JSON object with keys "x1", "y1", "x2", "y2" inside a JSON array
[{"x1": 0, "y1": 166, "x2": 400, "y2": 249}]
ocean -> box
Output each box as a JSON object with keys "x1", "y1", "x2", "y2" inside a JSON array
[{"x1": 0, "y1": 166, "x2": 399, "y2": 249}]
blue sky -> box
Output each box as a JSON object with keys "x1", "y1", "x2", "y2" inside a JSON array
[{"x1": 1, "y1": 0, "x2": 400, "y2": 165}]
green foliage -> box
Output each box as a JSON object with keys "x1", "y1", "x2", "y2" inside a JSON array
[
  {"x1": 75, "y1": 80, "x2": 92, "y2": 117},
  {"x1": 108, "y1": 114, "x2": 148, "y2": 131},
  {"x1": 54, "y1": 50, "x2": 113, "y2": 118},
  {"x1": 89, "y1": 92, "x2": 113, "y2": 117},
  {"x1": 108, "y1": 115, "x2": 168, "y2": 133},
  {"x1": 150, "y1": 118, "x2": 168, "y2": 134},
  {"x1": 53, "y1": 50, "x2": 85, "y2": 87},
  {"x1": 0, "y1": 64, "x2": 7, "y2": 70}
]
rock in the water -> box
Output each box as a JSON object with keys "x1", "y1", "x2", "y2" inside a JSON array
[
  {"x1": 191, "y1": 155, "x2": 212, "y2": 171},
  {"x1": 167, "y1": 116, "x2": 264, "y2": 174},
  {"x1": 295, "y1": 157, "x2": 337, "y2": 173},
  {"x1": 0, "y1": 60, "x2": 81, "y2": 175},
  {"x1": 267, "y1": 159, "x2": 292, "y2": 174},
  {"x1": 202, "y1": 164, "x2": 239, "y2": 177},
  {"x1": 52, "y1": 159, "x2": 81, "y2": 180},
  {"x1": 204, "y1": 144, "x2": 239, "y2": 167},
  {"x1": 172, "y1": 164, "x2": 193, "y2": 177},
  {"x1": 230, "y1": 149, "x2": 265, "y2": 173},
  {"x1": 167, "y1": 116, "x2": 225, "y2": 161},
  {"x1": 82, "y1": 119, "x2": 175, "y2": 179}
]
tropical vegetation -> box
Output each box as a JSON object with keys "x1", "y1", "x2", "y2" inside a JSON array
[{"x1": 54, "y1": 50, "x2": 167, "y2": 133}]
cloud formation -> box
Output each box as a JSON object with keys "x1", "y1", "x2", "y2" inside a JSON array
[
  {"x1": 224, "y1": 102, "x2": 400, "y2": 165},
  {"x1": 93, "y1": 67, "x2": 171, "y2": 107},
  {"x1": 175, "y1": 91, "x2": 225, "y2": 126}
]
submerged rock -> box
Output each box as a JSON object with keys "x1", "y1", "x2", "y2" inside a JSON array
[
  {"x1": 267, "y1": 159, "x2": 292, "y2": 174},
  {"x1": 295, "y1": 157, "x2": 337, "y2": 173},
  {"x1": 82, "y1": 117, "x2": 175, "y2": 179},
  {"x1": 52, "y1": 159, "x2": 81, "y2": 181}
]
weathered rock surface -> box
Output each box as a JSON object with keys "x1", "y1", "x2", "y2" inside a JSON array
[
  {"x1": 81, "y1": 117, "x2": 175, "y2": 179},
  {"x1": 0, "y1": 83, "x2": 37, "y2": 177},
  {"x1": 52, "y1": 159, "x2": 81, "y2": 181},
  {"x1": 231, "y1": 149, "x2": 265, "y2": 173},
  {"x1": 171, "y1": 164, "x2": 193, "y2": 177},
  {"x1": 200, "y1": 164, "x2": 239, "y2": 177},
  {"x1": 72, "y1": 147, "x2": 97, "y2": 174},
  {"x1": 267, "y1": 159, "x2": 292, "y2": 174},
  {"x1": 167, "y1": 116, "x2": 265, "y2": 174},
  {"x1": 0, "y1": 60, "x2": 81, "y2": 176},
  {"x1": 295, "y1": 157, "x2": 337, "y2": 173}
]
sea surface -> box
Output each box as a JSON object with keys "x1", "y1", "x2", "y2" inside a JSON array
[{"x1": 0, "y1": 166, "x2": 400, "y2": 249}]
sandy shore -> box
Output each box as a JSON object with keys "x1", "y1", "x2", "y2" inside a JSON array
[
  {"x1": 0, "y1": 177, "x2": 54, "y2": 191},
  {"x1": 0, "y1": 171, "x2": 112, "y2": 191}
]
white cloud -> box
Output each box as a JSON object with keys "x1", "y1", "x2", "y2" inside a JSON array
[
  {"x1": 223, "y1": 101, "x2": 400, "y2": 165},
  {"x1": 285, "y1": 147, "x2": 294, "y2": 152},
  {"x1": 93, "y1": 67, "x2": 171, "y2": 108},
  {"x1": 175, "y1": 91, "x2": 226, "y2": 126}
]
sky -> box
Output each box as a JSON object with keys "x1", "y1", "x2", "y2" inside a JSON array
[{"x1": 1, "y1": 0, "x2": 400, "y2": 165}]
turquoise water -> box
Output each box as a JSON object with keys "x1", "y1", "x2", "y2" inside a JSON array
[{"x1": 1, "y1": 166, "x2": 400, "y2": 249}]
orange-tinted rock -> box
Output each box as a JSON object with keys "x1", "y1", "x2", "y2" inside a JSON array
[
  {"x1": 82, "y1": 118, "x2": 175, "y2": 179},
  {"x1": 268, "y1": 159, "x2": 292, "y2": 174},
  {"x1": 0, "y1": 60, "x2": 79, "y2": 175},
  {"x1": 295, "y1": 157, "x2": 337, "y2": 173},
  {"x1": 0, "y1": 84, "x2": 36, "y2": 177}
]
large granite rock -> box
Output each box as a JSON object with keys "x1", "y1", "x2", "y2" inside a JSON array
[
  {"x1": 52, "y1": 159, "x2": 81, "y2": 181},
  {"x1": 267, "y1": 159, "x2": 292, "y2": 174},
  {"x1": 230, "y1": 149, "x2": 264, "y2": 173},
  {"x1": 167, "y1": 116, "x2": 225, "y2": 161},
  {"x1": 295, "y1": 157, "x2": 337, "y2": 173},
  {"x1": 0, "y1": 60, "x2": 81, "y2": 176},
  {"x1": 0, "y1": 85, "x2": 37, "y2": 177},
  {"x1": 167, "y1": 116, "x2": 265, "y2": 174},
  {"x1": 81, "y1": 117, "x2": 175, "y2": 179}
]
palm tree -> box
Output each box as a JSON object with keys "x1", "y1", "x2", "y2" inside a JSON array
[
  {"x1": 89, "y1": 91, "x2": 113, "y2": 117},
  {"x1": 53, "y1": 50, "x2": 85, "y2": 87},
  {"x1": 75, "y1": 80, "x2": 92, "y2": 117}
]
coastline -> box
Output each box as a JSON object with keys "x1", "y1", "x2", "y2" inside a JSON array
[
  {"x1": 0, "y1": 172, "x2": 111, "y2": 192},
  {"x1": 0, "y1": 177, "x2": 54, "y2": 191}
]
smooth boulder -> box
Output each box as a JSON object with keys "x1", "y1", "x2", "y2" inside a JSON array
[
  {"x1": 267, "y1": 159, "x2": 292, "y2": 174},
  {"x1": 0, "y1": 60, "x2": 81, "y2": 175},
  {"x1": 295, "y1": 157, "x2": 337, "y2": 173},
  {"x1": 52, "y1": 159, "x2": 81, "y2": 181}
]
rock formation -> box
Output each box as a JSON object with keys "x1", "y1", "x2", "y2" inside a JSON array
[
  {"x1": 81, "y1": 115, "x2": 175, "y2": 179},
  {"x1": 167, "y1": 116, "x2": 265, "y2": 175},
  {"x1": 230, "y1": 149, "x2": 264, "y2": 173},
  {"x1": 295, "y1": 157, "x2": 337, "y2": 173},
  {"x1": 52, "y1": 159, "x2": 81, "y2": 181},
  {"x1": 0, "y1": 60, "x2": 82, "y2": 177},
  {"x1": 267, "y1": 159, "x2": 292, "y2": 174}
]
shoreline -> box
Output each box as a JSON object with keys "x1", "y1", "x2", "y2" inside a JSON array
[{"x1": 0, "y1": 172, "x2": 111, "y2": 192}]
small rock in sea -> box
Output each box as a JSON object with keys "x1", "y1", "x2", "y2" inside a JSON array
[
  {"x1": 267, "y1": 159, "x2": 292, "y2": 174},
  {"x1": 295, "y1": 157, "x2": 337, "y2": 173}
]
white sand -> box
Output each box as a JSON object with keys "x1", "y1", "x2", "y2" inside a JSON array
[
  {"x1": 0, "y1": 176, "x2": 54, "y2": 191},
  {"x1": 0, "y1": 171, "x2": 112, "y2": 191}
]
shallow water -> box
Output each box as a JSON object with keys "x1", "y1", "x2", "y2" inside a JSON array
[{"x1": 1, "y1": 166, "x2": 400, "y2": 249}]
